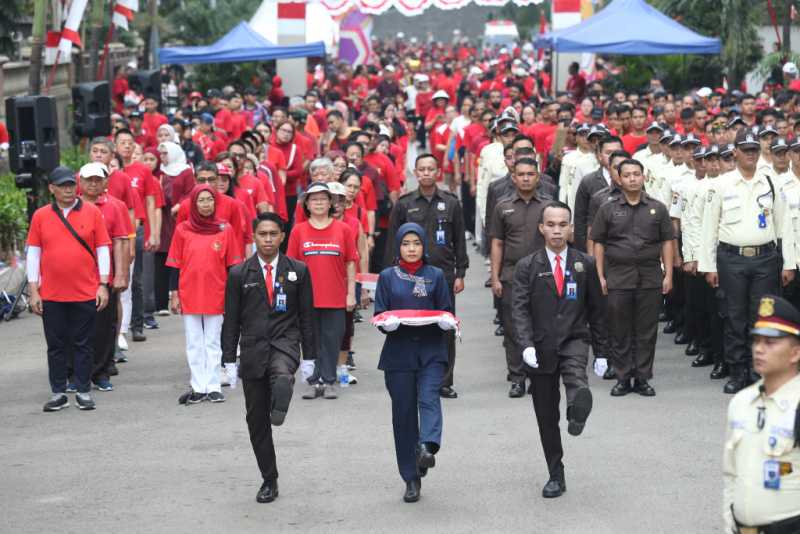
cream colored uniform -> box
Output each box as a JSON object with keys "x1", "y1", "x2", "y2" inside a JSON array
[
  {"x1": 757, "y1": 155, "x2": 775, "y2": 177},
  {"x1": 664, "y1": 163, "x2": 695, "y2": 219},
  {"x1": 684, "y1": 172, "x2": 730, "y2": 268},
  {"x1": 778, "y1": 171, "x2": 800, "y2": 269},
  {"x1": 679, "y1": 175, "x2": 707, "y2": 262},
  {"x1": 698, "y1": 170, "x2": 795, "y2": 273},
  {"x1": 476, "y1": 141, "x2": 507, "y2": 244},
  {"x1": 649, "y1": 158, "x2": 675, "y2": 206},
  {"x1": 634, "y1": 146, "x2": 668, "y2": 196},
  {"x1": 559, "y1": 148, "x2": 598, "y2": 210},
  {"x1": 723, "y1": 374, "x2": 800, "y2": 532}
]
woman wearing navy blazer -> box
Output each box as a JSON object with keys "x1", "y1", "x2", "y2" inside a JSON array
[{"x1": 374, "y1": 222, "x2": 454, "y2": 503}]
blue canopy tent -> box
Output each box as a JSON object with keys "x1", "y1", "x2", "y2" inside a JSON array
[
  {"x1": 159, "y1": 21, "x2": 326, "y2": 65},
  {"x1": 535, "y1": 0, "x2": 721, "y2": 55}
]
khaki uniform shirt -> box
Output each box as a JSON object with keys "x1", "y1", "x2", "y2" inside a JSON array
[
  {"x1": 683, "y1": 175, "x2": 722, "y2": 265},
  {"x1": 698, "y1": 169, "x2": 795, "y2": 273},
  {"x1": 559, "y1": 149, "x2": 598, "y2": 210},
  {"x1": 634, "y1": 147, "x2": 668, "y2": 196},
  {"x1": 723, "y1": 374, "x2": 800, "y2": 531},
  {"x1": 667, "y1": 164, "x2": 697, "y2": 221},
  {"x1": 677, "y1": 175, "x2": 705, "y2": 261},
  {"x1": 489, "y1": 192, "x2": 547, "y2": 282},
  {"x1": 778, "y1": 172, "x2": 800, "y2": 269}
]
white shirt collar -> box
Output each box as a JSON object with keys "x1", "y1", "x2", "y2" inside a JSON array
[
  {"x1": 257, "y1": 253, "x2": 280, "y2": 277},
  {"x1": 545, "y1": 246, "x2": 567, "y2": 272},
  {"x1": 602, "y1": 167, "x2": 611, "y2": 185}
]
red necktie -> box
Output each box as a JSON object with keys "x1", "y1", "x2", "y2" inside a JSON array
[
  {"x1": 554, "y1": 255, "x2": 564, "y2": 296},
  {"x1": 264, "y1": 264, "x2": 274, "y2": 306}
]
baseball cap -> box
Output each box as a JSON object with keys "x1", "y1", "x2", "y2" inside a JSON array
[
  {"x1": 758, "y1": 124, "x2": 779, "y2": 138},
  {"x1": 705, "y1": 145, "x2": 721, "y2": 158},
  {"x1": 783, "y1": 62, "x2": 799, "y2": 76},
  {"x1": 681, "y1": 133, "x2": 701, "y2": 146},
  {"x1": 576, "y1": 122, "x2": 592, "y2": 134},
  {"x1": 499, "y1": 122, "x2": 520, "y2": 135},
  {"x1": 720, "y1": 143, "x2": 735, "y2": 157},
  {"x1": 726, "y1": 116, "x2": 745, "y2": 129},
  {"x1": 645, "y1": 121, "x2": 664, "y2": 133},
  {"x1": 771, "y1": 137, "x2": 789, "y2": 152},
  {"x1": 79, "y1": 162, "x2": 109, "y2": 179},
  {"x1": 669, "y1": 133, "x2": 684, "y2": 146},
  {"x1": 206, "y1": 88, "x2": 223, "y2": 99},
  {"x1": 49, "y1": 166, "x2": 77, "y2": 186},
  {"x1": 790, "y1": 138, "x2": 800, "y2": 151},
  {"x1": 587, "y1": 124, "x2": 608, "y2": 139},
  {"x1": 432, "y1": 90, "x2": 449, "y2": 101},
  {"x1": 735, "y1": 129, "x2": 760, "y2": 148},
  {"x1": 751, "y1": 295, "x2": 800, "y2": 338},
  {"x1": 327, "y1": 181, "x2": 347, "y2": 196},
  {"x1": 129, "y1": 110, "x2": 143, "y2": 119},
  {"x1": 659, "y1": 129, "x2": 673, "y2": 143},
  {"x1": 200, "y1": 113, "x2": 215, "y2": 125},
  {"x1": 692, "y1": 146, "x2": 706, "y2": 159}
]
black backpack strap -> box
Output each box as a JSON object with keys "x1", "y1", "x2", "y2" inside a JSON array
[{"x1": 53, "y1": 202, "x2": 95, "y2": 261}]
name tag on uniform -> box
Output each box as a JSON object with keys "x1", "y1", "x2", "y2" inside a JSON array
[
  {"x1": 565, "y1": 282, "x2": 577, "y2": 300},
  {"x1": 275, "y1": 292, "x2": 287, "y2": 313},
  {"x1": 764, "y1": 459, "x2": 781, "y2": 490}
]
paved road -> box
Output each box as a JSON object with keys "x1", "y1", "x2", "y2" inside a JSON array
[{"x1": 0, "y1": 247, "x2": 728, "y2": 533}]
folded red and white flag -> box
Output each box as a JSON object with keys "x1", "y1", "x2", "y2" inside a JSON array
[
  {"x1": 356, "y1": 273, "x2": 379, "y2": 291},
  {"x1": 372, "y1": 309, "x2": 461, "y2": 337},
  {"x1": 112, "y1": 0, "x2": 138, "y2": 30}
]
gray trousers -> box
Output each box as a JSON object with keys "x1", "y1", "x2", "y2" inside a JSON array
[
  {"x1": 501, "y1": 281, "x2": 525, "y2": 384},
  {"x1": 309, "y1": 308, "x2": 346, "y2": 385}
]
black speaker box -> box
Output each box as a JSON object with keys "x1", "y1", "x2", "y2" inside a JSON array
[{"x1": 4, "y1": 95, "x2": 60, "y2": 174}]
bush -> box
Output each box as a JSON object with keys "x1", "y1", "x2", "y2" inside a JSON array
[{"x1": 0, "y1": 173, "x2": 29, "y2": 255}]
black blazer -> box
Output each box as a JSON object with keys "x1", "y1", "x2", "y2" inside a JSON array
[
  {"x1": 511, "y1": 247, "x2": 608, "y2": 375},
  {"x1": 221, "y1": 254, "x2": 316, "y2": 380},
  {"x1": 572, "y1": 168, "x2": 608, "y2": 251}
]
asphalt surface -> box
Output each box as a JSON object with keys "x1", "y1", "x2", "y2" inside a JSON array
[{"x1": 0, "y1": 246, "x2": 729, "y2": 533}]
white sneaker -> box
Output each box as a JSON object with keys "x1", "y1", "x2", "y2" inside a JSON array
[
  {"x1": 117, "y1": 334, "x2": 128, "y2": 351},
  {"x1": 156, "y1": 309, "x2": 170, "y2": 317},
  {"x1": 347, "y1": 372, "x2": 358, "y2": 385}
]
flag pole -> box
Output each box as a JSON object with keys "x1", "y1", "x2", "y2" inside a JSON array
[
  {"x1": 43, "y1": 49, "x2": 62, "y2": 95},
  {"x1": 97, "y1": 4, "x2": 116, "y2": 81}
]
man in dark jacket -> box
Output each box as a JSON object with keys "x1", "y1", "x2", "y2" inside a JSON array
[
  {"x1": 512, "y1": 201, "x2": 608, "y2": 499},
  {"x1": 222, "y1": 212, "x2": 315, "y2": 504}
]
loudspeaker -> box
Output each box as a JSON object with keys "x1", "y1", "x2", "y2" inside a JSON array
[
  {"x1": 72, "y1": 81, "x2": 111, "y2": 138},
  {"x1": 4, "y1": 95, "x2": 60, "y2": 175},
  {"x1": 128, "y1": 69, "x2": 161, "y2": 107}
]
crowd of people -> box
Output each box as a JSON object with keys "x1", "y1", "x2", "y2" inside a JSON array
[{"x1": 20, "y1": 39, "x2": 800, "y2": 522}]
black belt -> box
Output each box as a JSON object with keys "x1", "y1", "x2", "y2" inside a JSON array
[
  {"x1": 718, "y1": 241, "x2": 776, "y2": 258},
  {"x1": 734, "y1": 512, "x2": 800, "y2": 534}
]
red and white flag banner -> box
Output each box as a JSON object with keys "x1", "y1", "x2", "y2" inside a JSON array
[
  {"x1": 112, "y1": 0, "x2": 139, "y2": 30},
  {"x1": 58, "y1": 0, "x2": 89, "y2": 54},
  {"x1": 372, "y1": 309, "x2": 462, "y2": 337},
  {"x1": 316, "y1": 0, "x2": 542, "y2": 16}
]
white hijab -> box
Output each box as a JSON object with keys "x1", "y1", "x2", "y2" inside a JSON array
[
  {"x1": 159, "y1": 142, "x2": 189, "y2": 176},
  {"x1": 157, "y1": 123, "x2": 180, "y2": 144}
]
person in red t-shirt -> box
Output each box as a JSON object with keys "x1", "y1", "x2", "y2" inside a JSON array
[
  {"x1": 77, "y1": 162, "x2": 131, "y2": 391},
  {"x1": 274, "y1": 122, "x2": 307, "y2": 225},
  {"x1": 111, "y1": 66, "x2": 129, "y2": 114},
  {"x1": 621, "y1": 107, "x2": 649, "y2": 154},
  {"x1": 566, "y1": 62, "x2": 587, "y2": 102},
  {"x1": 167, "y1": 184, "x2": 242, "y2": 404},
  {"x1": 142, "y1": 97, "x2": 168, "y2": 138},
  {"x1": 129, "y1": 111, "x2": 156, "y2": 150},
  {"x1": 227, "y1": 95, "x2": 249, "y2": 140},
  {"x1": 0, "y1": 120, "x2": 9, "y2": 149},
  {"x1": 27, "y1": 166, "x2": 112, "y2": 411},
  {"x1": 287, "y1": 182, "x2": 357, "y2": 399}
]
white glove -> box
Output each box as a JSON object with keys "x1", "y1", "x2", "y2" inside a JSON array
[
  {"x1": 437, "y1": 315, "x2": 457, "y2": 331},
  {"x1": 300, "y1": 359, "x2": 315, "y2": 382},
  {"x1": 382, "y1": 315, "x2": 401, "y2": 332},
  {"x1": 522, "y1": 347, "x2": 539, "y2": 368},
  {"x1": 225, "y1": 362, "x2": 238, "y2": 389},
  {"x1": 593, "y1": 357, "x2": 608, "y2": 377}
]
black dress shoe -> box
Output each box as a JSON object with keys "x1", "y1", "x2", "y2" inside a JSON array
[
  {"x1": 494, "y1": 325, "x2": 504, "y2": 336},
  {"x1": 633, "y1": 379, "x2": 656, "y2": 397},
  {"x1": 439, "y1": 386, "x2": 458, "y2": 399},
  {"x1": 403, "y1": 479, "x2": 421, "y2": 503},
  {"x1": 723, "y1": 375, "x2": 748, "y2": 394},
  {"x1": 542, "y1": 475, "x2": 566, "y2": 498},
  {"x1": 658, "y1": 310, "x2": 668, "y2": 322},
  {"x1": 416, "y1": 443, "x2": 436, "y2": 472},
  {"x1": 710, "y1": 362, "x2": 729, "y2": 380},
  {"x1": 684, "y1": 341, "x2": 700, "y2": 356},
  {"x1": 662, "y1": 320, "x2": 676, "y2": 334},
  {"x1": 602, "y1": 366, "x2": 616, "y2": 380},
  {"x1": 674, "y1": 332, "x2": 689, "y2": 345},
  {"x1": 508, "y1": 382, "x2": 525, "y2": 398},
  {"x1": 610, "y1": 379, "x2": 632, "y2": 397},
  {"x1": 256, "y1": 479, "x2": 278, "y2": 503},
  {"x1": 691, "y1": 352, "x2": 714, "y2": 368},
  {"x1": 567, "y1": 387, "x2": 592, "y2": 436},
  {"x1": 484, "y1": 278, "x2": 492, "y2": 288},
  {"x1": 270, "y1": 375, "x2": 293, "y2": 426},
  {"x1": 493, "y1": 314, "x2": 501, "y2": 325}
]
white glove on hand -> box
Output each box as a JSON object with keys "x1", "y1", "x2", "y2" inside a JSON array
[
  {"x1": 382, "y1": 315, "x2": 401, "y2": 332},
  {"x1": 522, "y1": 347, "x2": 539, "y2": 368},
  {"x1": 225, "y1": 362, "x2": 238, "y2": 389},
  {"x1": 437, "y1": 315, "x2": 457, "y2": 331},
  {"x1": 593, "y1": 357, "x2": 608, "y2": 377},
  {"x1": 300, "y1": 359, "x2": 316, "y2": 383}
]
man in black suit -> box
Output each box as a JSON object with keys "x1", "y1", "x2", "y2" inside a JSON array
[
  {"x1": 512, "y1": 201, "x2": 608, "y2": 498},
  {"x1": 222, "y1": 212, "x2": 316, "y2": 504}
]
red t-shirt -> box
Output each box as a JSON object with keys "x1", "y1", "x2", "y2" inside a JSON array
[
  {"x1": 238, "y1": 173, "x2": 270, "y2": 215},
  {"x1": 112, "y1": 78, "x2": 128, "y2": 113},
  {"x1": 0, "y1": 121, "x2": 9, "y2": 145},
  {"x1": 107, "y1": 169, "x2": 137, "y2": 215},
  {"x1": 87, "y1": 194, "x2": 132, "y2": 277},
  {"x1": 214, "y1": 108, "x2": 233, "y2": 134},
  {"x1": 286, "y1": 219, "x2": 357, "y2": 308},
  {"x1": 142, "y1": 112, "x2": 167, "y2": 138},
  {"x1": 228, "y1": 111, "x2": 248, "y2": 139},
  {"x1": 622, "y1": 134, "x2": 648, "y2": 155},
  {"x1": 166, "y1": 223, "x2": 241, "y2": 315},
  {"x1": 364, "y1": 152, "x2": 401, "y2": 192},
  {"x1": 360, "y1": 174, "x2": 378, "y2": 212},
  {"x1": 27, "y1": 201, "x2": 111, "y2": 302},
  {"x1": 176, "y1": 194, "x2": 249, "y2": 258}
]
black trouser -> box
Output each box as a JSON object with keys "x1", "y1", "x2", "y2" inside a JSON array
[
  {"x1": 442, "y1": 279, "x2": 456, "y2": 388},
  {"x1": 370, "y1": 228, "x2": 389, "y2": 274},
  {"x1": 43, "y1": 300, "x2": 96, "y2": 394},
  {"x1": 460, "y1": 179, "x2": 475, "y2": 237},
  {"x1": 67, "y1": 292, "x2": 119, "y2": 383},
  {"x1": 717, "y1": 247, "x2": 780, "y2": 373},
  {"x1": 665, "y1": 268, "x2": 685, "y2": 331},
  {"x1": 782, "y1": 269, "x2": 800, "y2": 312},
  {"x1": 131, "y1": 227, "x2": 144, "y2": 331},
  {"x1": 242, "y1": 375, "x2": 278, "y2": 482},
  {"x1": 309, "y1": 308, "x2": 345, "y2": 385},
  {"x1": 710, "y1": 285, "x2": 725, "y2": 363},
  {"x1": 685, "y1": 273, "x2": 710, "y2": 348},
  {"x1": 153, "y1": 252, "x2": 170, "y2": 312},
  {"x1": 529, "y1": 372, "x2": 564, "y2": 479},
  {"x1": 607, "y1": 287, "x2": 661, "y2": 381},
  {"x1": 501, "y1": 281, "x2": 525, "y2": 384}
]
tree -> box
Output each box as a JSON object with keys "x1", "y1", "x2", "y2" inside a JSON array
[
  {"x1": 655, "y1": 0, "x2": 762, "y2": 89},
  {"x1": 0, "y1": 0, "x2": 22, "y2": 56}
]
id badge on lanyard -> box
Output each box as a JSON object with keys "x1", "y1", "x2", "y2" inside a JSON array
[{"x1": 275, "y1": 284, "x2": 287, "y2": 313}]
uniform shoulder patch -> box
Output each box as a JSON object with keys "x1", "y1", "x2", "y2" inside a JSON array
[{"x1": 706, "y1": 189, "x2": 715, "y2": 203}]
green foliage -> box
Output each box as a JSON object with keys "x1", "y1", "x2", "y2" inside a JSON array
[
  {"x1": 0, "y1": 0, "x2": 23, "y2": 56},
  {"x1": 499, "y1": 2, "x2": 549, "y2": 41},
  {"x1": 0, "y1": 173, "x2": 28, "y2": 253},
  {"x1": 60, "y1": 145, "x2": 90, "y2": 172},
  {"x1": 163, "y1": 0, "x2": 265, "y2": 90},
  {"x1": 654, "y1": 0, "x2": 763, "y2": 88},
  {"x1": 756, "y1": 51, "x2": 800, "y2": 82}
]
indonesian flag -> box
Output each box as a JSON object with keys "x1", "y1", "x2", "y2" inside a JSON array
[
  {"x1": 58, "y1": 0, "x2": 89, "y2": 55},
  {"x1": 372, "y1": 310, "x2": 462, "y2": 337},
  {"x1": 112, "y1": 0, "x2": 138, "y2": 30}
]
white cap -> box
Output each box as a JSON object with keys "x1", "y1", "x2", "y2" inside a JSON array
[
  {"x1": 79, "y1": 162, "x2": 109, "y2": 179},
  {"x1": 696, "y1": 87, "x2": 712, "y2": 98},
  {"x1": 783, "y1": 62, "x2": 798, "y2": 75},
  {"x1": 514, "y1": 67, "x2": 527, "y2": 77},
  {"x1": 469, "y1": 66, "x2": 483, "y2": 76},
  {"x1": 416, "y1": 74, "x2": 429, "y2": 82},
  {"x1": 397, "y1": 32, "x2": 405, "y2": 39},
  {"x1": 385, "y1": 65, "x2": 395, "y2": 72},
  {"x1": 432, "y1": 90, "x2": 449, "y2": 100},
  {"x1": 327, "y1": 181, "x2": 347, "y2": 196}
]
